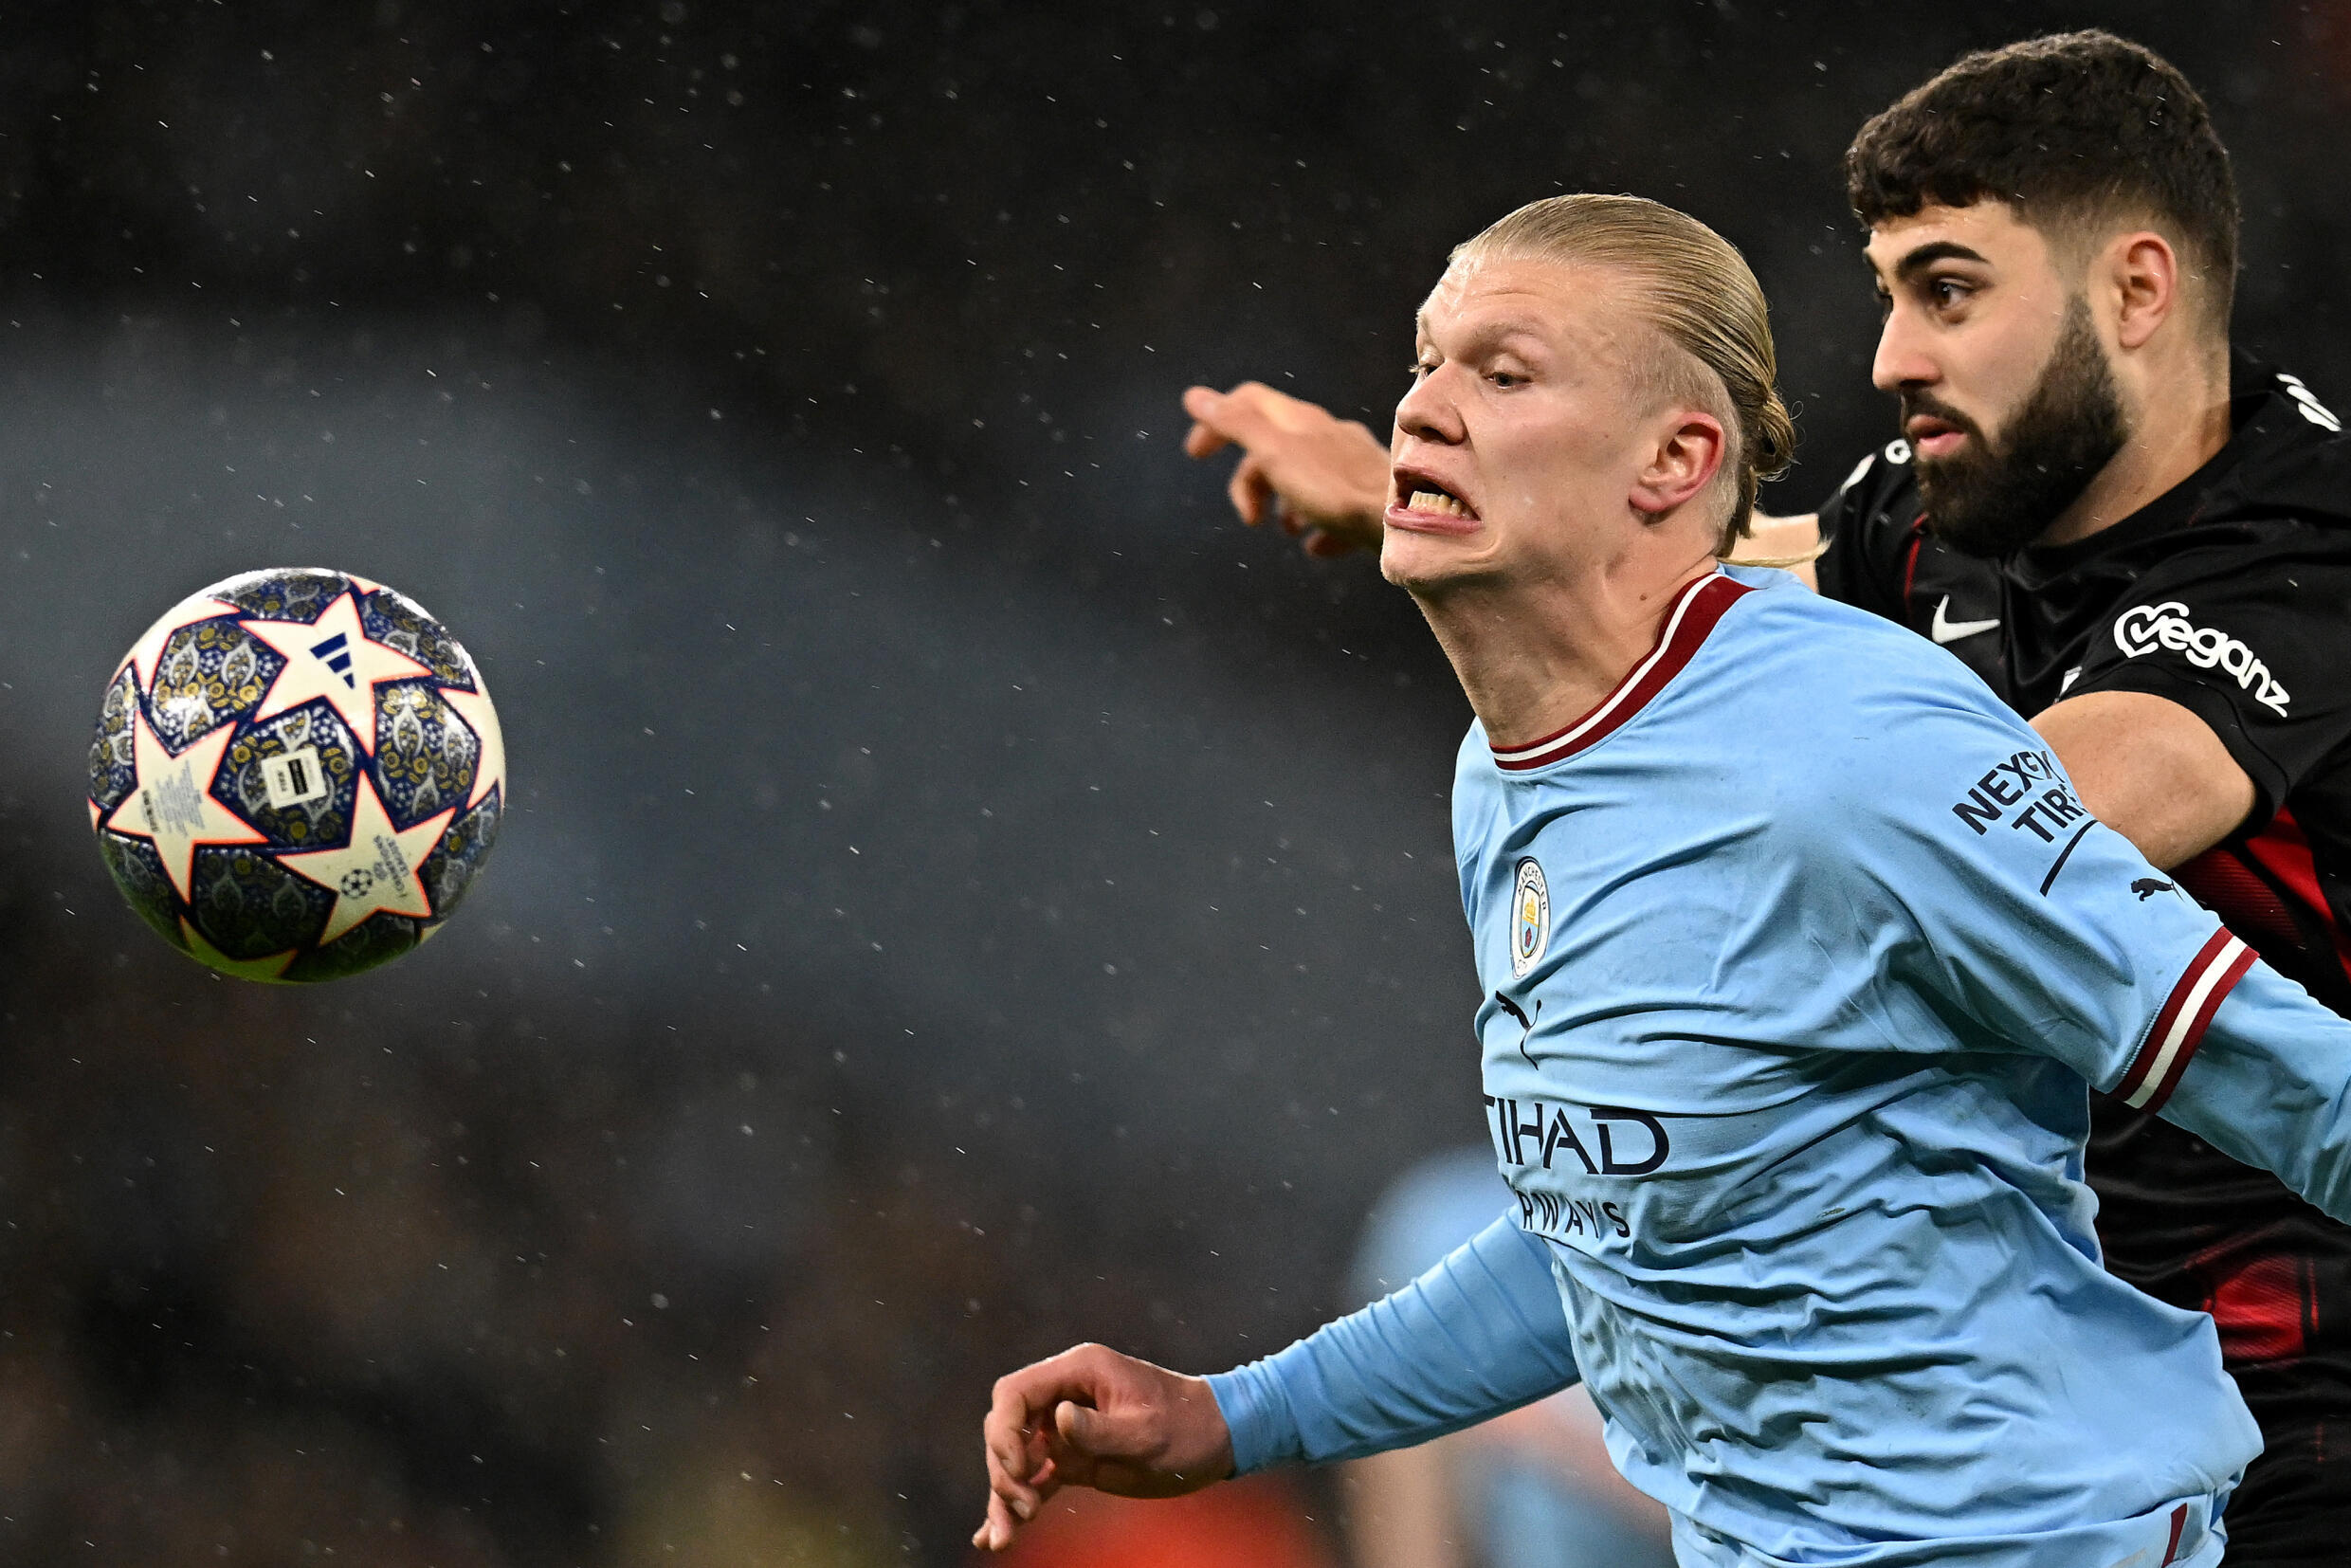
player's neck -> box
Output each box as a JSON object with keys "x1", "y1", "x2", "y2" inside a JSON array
[
  {"x1": 1413, "y1": 549, "x2": 1720, "y2": 752},
  {"x1": 2037, "y1": 356, "x2": 2233, "y2": 548}
]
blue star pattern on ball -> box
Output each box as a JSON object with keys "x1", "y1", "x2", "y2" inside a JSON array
[{"x1": 88, "y1": 567, "x2": 506, "y2": 983}]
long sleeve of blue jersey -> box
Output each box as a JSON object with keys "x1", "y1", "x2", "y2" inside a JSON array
[
  {"x1": 1818, "y1": 682, "x2": 2351, "y2": 1222},
  {"x1": 1204, "y1": 1213, "x2": 1579, "y2": 1473},
  {"x1": 2161, "y1": 962, "x2": 2351, "y2": 1219}
]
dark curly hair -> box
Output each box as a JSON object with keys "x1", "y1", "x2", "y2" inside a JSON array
[{"x1": 1846, "y1": 31, "x2": 2238, "y2": 332}]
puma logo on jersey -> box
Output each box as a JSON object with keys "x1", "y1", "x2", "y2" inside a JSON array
[
  {"x1": 1495, "y1": 992, "x2": 1541, "y2": 1069},
  {"x1": 2132, "y1": 878, "x2": 2177, "y2": 901},
  {"x1": 2112, "y1": 601, "x2": 2290, "y2": 716},
  {"x1": 1930, "y1": 595, "x2": 2000, "y2": 646}
]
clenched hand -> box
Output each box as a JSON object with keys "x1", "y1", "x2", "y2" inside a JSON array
[{"x1": 974, "y1": 1341, "x2": 1236, "y2": 1551}]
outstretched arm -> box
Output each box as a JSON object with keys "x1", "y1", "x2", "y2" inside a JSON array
[
  {"x1": 1180, "y1": 383, "x2": 1391, "y2": 556},
  {"x1": 1180, "y1": 378, "x2": 1825, "y2": 584},
  {"x1": 975, "y1": 1213, "x2": 1579, "y2": 1550}
]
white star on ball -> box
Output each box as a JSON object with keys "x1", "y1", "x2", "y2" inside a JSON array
[
  {"x1": 276, "y1": 770, "x2": 455, "y2": 944},
  {"x1": 103, "y1": 708, "x2": 268, "y2": 903},
  {"x1": 241, "y1": 589, "x2": 433, "y2": 750}
]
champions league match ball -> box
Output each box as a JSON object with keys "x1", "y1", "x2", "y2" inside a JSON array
[{"x1": 87, "y1": 568, "x2": 505, "y2": 984}]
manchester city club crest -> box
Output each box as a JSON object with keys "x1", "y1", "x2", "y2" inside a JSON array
[{"x1": 1510, "y1": 856, "x2": 1550, "y2": 978}]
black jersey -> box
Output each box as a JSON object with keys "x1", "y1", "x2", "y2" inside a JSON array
[{"x1": 1817, "y1": 357, "x2": 2351, "y2": 1562}]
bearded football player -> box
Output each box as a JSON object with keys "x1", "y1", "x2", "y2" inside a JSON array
[
  {"x1": 1813, "y1": 38, "x2": 2351, "y2": 1562},
  {"x1": 1179, "y1": 31, "x2": 2351, "y2": 1561}
]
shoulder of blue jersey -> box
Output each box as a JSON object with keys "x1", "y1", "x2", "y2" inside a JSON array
[
  {"x1": 1716, "y1": 564, "x2": 1983, "y2": 700},
  {"x1": 1449, "y1": 568, "x2": 2029, "y2": 809},
  {"x1": 1695, "y1": 568, "x2": 2043, "y2": 801}
]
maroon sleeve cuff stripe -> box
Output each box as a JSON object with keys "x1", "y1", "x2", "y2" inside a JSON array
[{"x1": 2117, "y1": 929, "x2": 2256, "y2": 1113}]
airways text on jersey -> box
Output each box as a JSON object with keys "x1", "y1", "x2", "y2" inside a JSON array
[{"x1": 1483, "y1": 1093, "x2": 1667, "y2": 1246}]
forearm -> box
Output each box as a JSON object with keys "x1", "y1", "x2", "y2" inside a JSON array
[
  {"x1": 1206, "y1": 1214, "x2": 1580, "y2": 1473},
  {"x1": 2161, "y1": 959, "x2": 2351, "y2": 1220}
]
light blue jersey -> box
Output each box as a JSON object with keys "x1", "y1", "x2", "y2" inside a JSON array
[{"x1": 1212, "y1": 566, "x2": 2351, "y2": 1568}]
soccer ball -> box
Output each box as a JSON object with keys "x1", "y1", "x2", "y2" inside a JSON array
[{"x1": 88, "y1": 568, "x2": 505, "y2": 983}]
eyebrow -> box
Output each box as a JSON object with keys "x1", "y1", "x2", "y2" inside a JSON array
[
  {"x1": 1878, "y1": 240, "x2": 1991, "y2": 285},
  {"x1": 1412, "y1": 315, "x2": 1549, "y2": 347}
]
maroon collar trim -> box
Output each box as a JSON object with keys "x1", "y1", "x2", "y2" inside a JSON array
[{"x1": 1487, "y1": 572, "x2": 1754, "y2": 772}]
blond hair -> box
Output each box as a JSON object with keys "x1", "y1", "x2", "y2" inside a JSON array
[{"x1": 1452, "y1": 194, "x2": 1795, "y2": 552}]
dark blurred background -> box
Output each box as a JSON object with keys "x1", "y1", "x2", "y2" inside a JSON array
[{"x1": 5, "y1": 2, "x2": 2351, "y2": 1562}]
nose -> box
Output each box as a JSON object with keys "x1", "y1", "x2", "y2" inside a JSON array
[
  {"x1": 1394, "y1": 363, "x2": 1467, "y2": 448},
  {"x1": 1871, "y1": 304, "x2": 1939, "y2": 397}
]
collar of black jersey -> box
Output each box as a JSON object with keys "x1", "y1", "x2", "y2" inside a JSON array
[{"x1": 2001, "y1": 350, "x2": 2310, "y2": 591}]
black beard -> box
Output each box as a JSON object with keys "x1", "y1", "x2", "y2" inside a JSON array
[{"x1": 1911, "y1": 298, "x2": 2129, "y2": 558}]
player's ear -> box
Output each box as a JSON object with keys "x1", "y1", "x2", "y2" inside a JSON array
[
  {"x1": 2106, "y1": 229, "x2": 2180, "y2": 353},
  {"x1": 1629, "y1": 409, "x2": 1726, "y2": 519}
]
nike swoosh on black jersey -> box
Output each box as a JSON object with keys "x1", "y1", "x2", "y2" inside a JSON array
[{"x1": 1931, "y1": 595, "x2": 2001, "y2": 645}]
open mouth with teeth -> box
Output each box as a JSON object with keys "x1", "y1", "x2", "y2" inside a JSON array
[{"x1": 1401, "y1": 483, "x2": 1478, "y2": 520}]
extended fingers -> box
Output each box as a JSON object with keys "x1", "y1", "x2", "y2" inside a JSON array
[
  {"x1": 1181, "y1": 387, "x2": 1245, "y2": 460},
  {"x1": 1181, "y1": 387, "x2": 1236, "y2": 460},
  {"x1": 1194, "y1": 382, "x2": 1298, "y2": 449},
  {"x1": 1229, "y1": 454, "x2": 1277, "y2": 527},
  {"x1": 1183, "y1": 419, "x2": 1231, "y2": 460}
]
